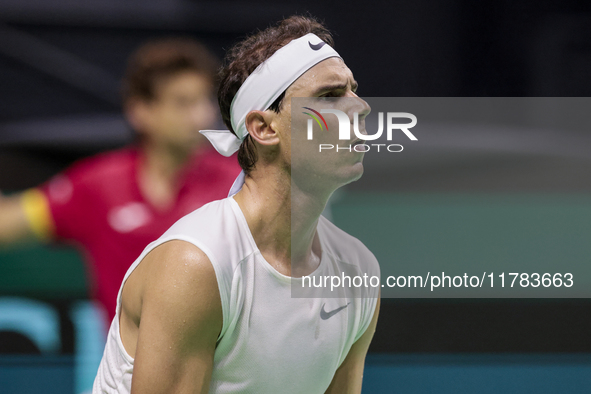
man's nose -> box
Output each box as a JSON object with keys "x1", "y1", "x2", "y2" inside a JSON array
[
  {"x1": 344, "y1": 94, "x2": 371, "y2": 120},
  {"x1": 356, "y1": 97, "x2": 371, "y2": 119}
]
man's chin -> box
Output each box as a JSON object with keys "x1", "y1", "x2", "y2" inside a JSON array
[
  {"x1": 351, "y1": 161, "x2": 365, "y2": 180},
  {"x1": 340, "y1": 162, "x2": 364, "y2": 187}
]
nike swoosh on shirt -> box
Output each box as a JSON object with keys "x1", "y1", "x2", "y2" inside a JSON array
[
  {"x1": 309, "y1": 41, "x2": 326, "y2": 51},
  {"x1": 320, "y1": 302, "x2": 350, "y2": 320}
]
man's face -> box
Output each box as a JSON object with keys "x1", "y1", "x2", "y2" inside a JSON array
[
  {"x1": 129, "y1": 71, "x2": 216, "y2": 151},
  {"x1": 269, "y1": 57, "x2": 370, "y2": 192}
]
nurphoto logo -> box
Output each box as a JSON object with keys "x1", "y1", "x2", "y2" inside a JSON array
[{"x1": 302, "y1": 107, "x2": 418, "y2": 153}]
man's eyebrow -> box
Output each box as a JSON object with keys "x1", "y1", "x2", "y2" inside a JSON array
[
  {"x1": 313, "y1": 83, "x2": 347, "y2": 95},
  {"x1": 313, "y1": 80, "x2": 359, "y2": 95}
]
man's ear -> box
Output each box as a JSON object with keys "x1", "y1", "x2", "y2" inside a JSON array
[{"x1": 244, "y1": 110, "x2": 280, "y2": 147}]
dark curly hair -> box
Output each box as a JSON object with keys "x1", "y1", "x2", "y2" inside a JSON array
[{"x1": 218, "y1": 15, "x2": 334, "y2": 174}]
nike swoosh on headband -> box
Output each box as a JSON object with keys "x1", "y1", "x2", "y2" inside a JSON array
[{"x1": 309, "y1": 41, "x2": 327, "y2": 51}]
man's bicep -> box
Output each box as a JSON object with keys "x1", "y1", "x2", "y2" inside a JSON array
[
  {"x1": 130, "y1": 241, "x2": 223, "y2": 394},
  {"x1": 325, "y1": 297, "x2": 381, "y2": 394}
]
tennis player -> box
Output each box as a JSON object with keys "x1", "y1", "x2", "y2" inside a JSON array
[{"x1": 94, "y1": 16, "x2": 380, "y2": 393}]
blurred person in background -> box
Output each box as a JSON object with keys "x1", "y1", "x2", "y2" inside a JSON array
[{"x1": 0, "y1": 38, "x2": 241, "y2": 324}]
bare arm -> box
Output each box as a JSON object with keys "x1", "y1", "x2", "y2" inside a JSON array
[
  {"x1": 0, "y1": 190, "x2": 51, "y2": 245},
  {"x1": 128, "y1": 240, "x2": 223, "y2": 394},
  {"x1": 325, "y1": 297, "x2": 381, "y2": 394}
]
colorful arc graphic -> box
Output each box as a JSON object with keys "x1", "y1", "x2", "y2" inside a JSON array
[{"x1": 302, "y1": 107, "x2": 328, "y2": 131}]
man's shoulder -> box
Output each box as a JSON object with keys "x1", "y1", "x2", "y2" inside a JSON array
[
  {"x1": 124, "y1": 238, "x2": 222, "y2": 337},
  {"x1": 317, "y1": 216, "x2": 380, "y2": 301},
  {"x1": 142, "y1": 239, "x2": 214, "y2": 282},
  {"x1": 125, "y1": 197, "x2": 240, "y2": 332},
  {"x1": 164, "y1": 198, "x2": 232, "y2": 237},
  {"x1": 318, "y1": 216, "x2": 379, "y2": 270},
  {"x1": 318, "y1": 215, "x2": 372, "y2": 254},
  {"x1": 159, "y1": 197, "x2": 255, "y2": 271}
]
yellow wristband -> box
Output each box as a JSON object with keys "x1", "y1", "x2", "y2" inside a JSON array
[{"x1": 20, "y1": 189, "x2": 56, "y2": 242}]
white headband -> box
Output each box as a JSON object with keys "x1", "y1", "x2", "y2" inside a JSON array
[{"x1": 199, "y1": 33, "x2": 341, "y2": 157}]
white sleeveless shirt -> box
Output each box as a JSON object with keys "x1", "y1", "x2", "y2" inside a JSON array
[{"x1": 94, "y1": 197, "x2": 379, "y2": 393}]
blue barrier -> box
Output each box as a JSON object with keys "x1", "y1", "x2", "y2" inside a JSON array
[
  {"x1": 0, "y1": 355, "x2": 74, "y2": 394},
  {"x1": 363, "y1": 354, "x2": 591, "y2": 393},
  {"x1": 1, "y1": 353, "x2": 590, "y2": 393}
]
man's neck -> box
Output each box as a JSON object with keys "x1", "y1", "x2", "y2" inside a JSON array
[
  {"x1": 137, "y1": 141, "x2": 195, "y2": 211},
  {"x1": 233, "y1": 164, "x2": 331, "y2": 277}
]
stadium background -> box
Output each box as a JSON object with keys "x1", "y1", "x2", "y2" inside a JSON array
[{"x1": 1, "y1": 0, "x2": 591, "y2": 392}]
